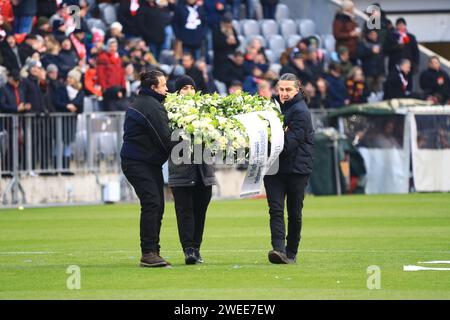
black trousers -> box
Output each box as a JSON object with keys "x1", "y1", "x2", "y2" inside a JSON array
[
  {"x1": 171, "y1": 181, "x2": 212, "y2": 251},
  {"x1": 263, "y1": 173, "x2": 309, "y2": 256},
  {"x1": 121, "y1": 159, "x2": 165, "y2": 255}
]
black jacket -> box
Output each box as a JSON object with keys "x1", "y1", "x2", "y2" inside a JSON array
[
  {"x1": 277, "y1": 93, "x2": 314, "y2": 175},
  {"x1": 168, "y1": 152, "x2": 216, "y2": 187},
  {"x1": 419, "y1": 68, "x2": 450, "y2": 103},
  {"x1": 357, "y1": 38, "x2": 385, "y2": 77},
  {"x1": 136, "y1": 2, "x2": 167, "y2": 45},
  {"x1": 383, "y1": 67, "x2": 411, "y2": 100},
  {"x1": 384, "y1": 30, "x2": 420, "y2": 72},
  {"x1": 120, "y1": 87, "x2": 172, "y2": 166}
]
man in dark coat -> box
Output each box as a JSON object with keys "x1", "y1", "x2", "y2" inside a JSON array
[
  {"x1": 263, "y1": 73, "x2": 314, "y2": 264},
  {"x1": 420, "y1": 56, "x2": 450, "y2": 104},
  {"x1": 172, "y1": 0, "x2": 208, "y2": 60},
  {"x1": 357, "y1": 29, "x2": 385, "y2": 93},
  {"x1": 120, "y1": 70, "x2": 173, "y2": 268},
  {"x1": 136, "y1": 0, "x2": 167, "y2": 60},
  {"x1": 383, "y1": 59, "x2": 412, "y2": 100},
  {"x1": 212, "y1": 13, "x2": 239, "y2": 82}
]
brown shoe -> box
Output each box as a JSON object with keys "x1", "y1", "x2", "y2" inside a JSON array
[
  {"x1": 268, "y1": 250, "x2": 291, "y2": 264},
  {"x1": 140, "y1": 252, "x2": 170, "y2": 268}
]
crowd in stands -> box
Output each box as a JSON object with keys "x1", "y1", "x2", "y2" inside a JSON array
[{"x1": 0, "y1": 0, "x2": 449, "y2": 117}]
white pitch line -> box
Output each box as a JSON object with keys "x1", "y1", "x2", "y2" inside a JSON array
[
  {"x1": 404, "y1": 265, "x2": 450, "y2": 271},
  {"x1": 418, "y1": 261, "x2": 450, "y2": 264},
  {"x1": 0, "y1": 251, "x2": 56, "y2": 255}
]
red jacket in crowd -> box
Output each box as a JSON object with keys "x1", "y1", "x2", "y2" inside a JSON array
[{"x1": 96, "y1": 50, "x2": 126, "y2": 92}]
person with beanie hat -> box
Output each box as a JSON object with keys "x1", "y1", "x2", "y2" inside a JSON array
[{"x1": 169, "y1": 74, "x2": 216, "y2": 265}]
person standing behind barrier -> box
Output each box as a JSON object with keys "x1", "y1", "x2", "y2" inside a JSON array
[
  {"x1": 263, "y1": 73, "x2": 314, "y2": 264},
  {"x1": 169, "y1": 75, "x2": 216, "y2": 265},
  {"x1": 120, "y1": 70, "x2": 173, "y2": 268}
]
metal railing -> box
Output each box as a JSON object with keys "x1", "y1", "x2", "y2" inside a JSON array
[
  {"x1": 1, "y1": 112, "x2": 125, "y2": 204},
  {"x1": 0, "y1": 110, "x2": 332, "y2": 204}
]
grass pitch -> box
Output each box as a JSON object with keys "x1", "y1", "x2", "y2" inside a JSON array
[{"x1": 0, "y1": 193, "x2": 449, "y2": 300}]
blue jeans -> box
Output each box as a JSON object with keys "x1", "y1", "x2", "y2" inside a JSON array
[
  {"x1": 163, "y1": 25, "x2": 174, "y2": 51},
  {"x1": 262, "y1": 4, "x2": 276, "y2": 19},
  {"x1": 13, "y1": 16, "x2": 34, "y2": 34},
  {"x1": 231, "y1": 0, "x2": 254, "y2": 19}
]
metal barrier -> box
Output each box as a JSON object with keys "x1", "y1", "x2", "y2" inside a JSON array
[
  {"x1": 0, "y1": 109, "x2": 334, "y2": 204},
  {"x1": 1, "y1": 112, "x2": 125, "y2": 204}
]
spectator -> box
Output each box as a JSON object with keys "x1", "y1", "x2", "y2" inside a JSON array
[
  {"x1": 384, "y1": 18, "x2": 419, "y2": 74},
  {"x1": 23, "y1": 59, "x2": 46, "y2": 113},
  {"x1": 0, "y1": 0, "x2": 14, "y2": 27},
  {"x1": 196, "y1": 58, "x2": 218, "y2": 93},
  {"x1": 419, "y1": 56, "x2": 450, "y2": 105},
  {"x1": 346, "y1": 66, "x2": 369, "y2": 104},
  {"x1": 303, "y1": 81, "x2": 321, "y2": 109},
  {"x1": 325, "y1": 62, "x2": 349, "y2": 108},
  {"x1": 305, "y1": 47, "x2": 325, "y2": 81},
  {"x1": 69, "y1": 29, "x2": 87, "y2": 62},
  {"x1": 243, "y1": 65, "x2": 264, "y2": 95},
  {"x1": 36, "y1": 0, "x2": 57, "y2": 18},
  {"x1": 229, "y1": 0, "x2": 254, "y2": 19},
  {"x1": 362, "y1": 3, "x2": 392, "y2": 47},
  {"x1": 260, "y1": 0, "x2": 279, "y2": 19},
  {"x1": 332, "y1": 0, "x2": 360, "y2": 62},
  {"x1": 44, "y1": 63, "x2": 61, "y2": 113},
  {"x1": 54, "y1": 68, "x2": 84, "y2": 170},
  {"x1": 316, "y1": 77, "x2": 330, "y2": 109},
  {"x1": 181, "y1": 52, "x2": 207, "y2": 93},
  {"x1": 204, "y1": 0, "x2": 226, "y2": 28},
  {"x1": 34, "y1": 16, "x2": 51, "y2": 37},
  {"x1": 223, "y1": 50, "x2": 246, "y2": 87},
  {"x1": 212, "y1": 13, "x2": 239, "y2": 82},
  {"x1": 96, "y1": 38, "x2": 126, "y2": 109},
  {"x1": 125, "y1": 62, "x2": 140, "y2": 98},
  {"x1": 335, "y1": 46, "x2": 353, "y2": 80},
  {"x1": 372, "y1": 120, "x2": 401, "y2": 149},
  {"x1": 383, "y1": 58, "x2": 412, "y2": 100},
  {"x1": 58, "y1": 38, "x2": 79, "y2": 79},
  {"x1": 0, "y1": 69, "x2": 30, "y2": 113},
  {"x1": 84, "y1": 55, "x2": 102, "y2": 99},
  {"x1": 51, "y1": 19, "x2": 67, "y2": 43},
  {"x1": 280, "y1": 51, "x2": 314, "y2": 85},
  {"x1": 137, "y1": 0, "x2": 166, "y2": 60},
  {"x1": 105, "y1": 22, "x2": 126, "y2": 54},
  {"x1": 228, "y1": 79, "x2": 242, "y2": 94},
  {"x1": 118, "y1": 0, "x2": 140, "y2": 37},
  {"x1": 357, "y1": 29, "x2": 385, "y2": 93},
  {"x1": 0, "y1": 34, "x2": 27, "y2": 72},
  {"x1": 257, "y1": 79, "x2": 273, "y2": 99},
  {"x1": 12, "y1": 0, "x2": 37, "y2": 34},
  {"x1": 172, "y1": 0, "x2": 208, "y2": 61}
]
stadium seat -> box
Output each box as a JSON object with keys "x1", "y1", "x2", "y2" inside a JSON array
[
  {"x1": 298, "y1": 19, "x2": 316, "y2": 38},
  {"x1": 322, "y1": 34, "x2": 336, "y2": 53},
  {"x1": 264, "y1": 49, "x2": 276, "y2": 64},
  {"x1": 260, "y1": 19, "x2": 279, "y2": 39},
  {"x1": 269, "y1": 63, "x2": 282, "y2": 76},
  {"x1": 237, "y1": 35, "x2": 247, "y2": 52},
  {"x1": 275, "y1": 3, "x2": 289, "y2": 21},
  {"x1": 280, "y1": 19, "x2": 298, "y2": 38},
  {"x1": 241, "y1": 19, "x2": 260, "y2": 37},
  {"x1": 246, "y1": 35, "x2": 267, "y2": 48},
  {"x1": 99, "y1": 3, "x2": 117, "y2": 26},
  {"x1": 232, "y1": 19, "x2": 241, "y2": 35},
  {"x1": 287, "y1": 34, "x2": 302, "y2": 48},
  {"x1": 86, "y1": 18, "x2": 106, "y2": 33},
  {"x1": 268, "y1": 35, "x2": 286, "y2": 62}
]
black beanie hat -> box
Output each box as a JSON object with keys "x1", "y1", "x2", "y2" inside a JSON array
[{"x1": 174, "y1": 75, "x2": 196, "y2": 93}]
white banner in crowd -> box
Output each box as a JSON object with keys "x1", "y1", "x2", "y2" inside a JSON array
[{"x1": 234, "y1": 111, "x2": 284, "y2": 197}]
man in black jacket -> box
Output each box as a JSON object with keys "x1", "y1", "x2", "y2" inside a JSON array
[
  {"x1": 263, "y1": 73, "x2": 314, "y2": 264},
  {"x1": 419, "y1": 56, "x2": 450, "y2": 104},
  {"x1": 383, "y1": 59, "x2": 411, "y2": 100},
  {"x1": 120, "y1": 70, "x2": 173, "y2": 268}
]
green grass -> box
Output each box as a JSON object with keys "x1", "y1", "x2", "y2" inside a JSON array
[{"x1": 0, "y1": 193, "x2": 450, "y2": 300}]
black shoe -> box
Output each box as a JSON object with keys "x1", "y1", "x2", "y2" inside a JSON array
[
  {"x1": 184, "y1": 247, "x2": 197, "y2": 265},
  {"x1": 268, "y1": 250, "x2": 290, "y2": 264},
  {"x1": 194, "y1": 248, "x2": 204, "y2": 264},
  {"x1": 140, "y1": 252, "x2": 170, "y2": 267}
]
